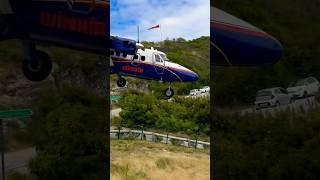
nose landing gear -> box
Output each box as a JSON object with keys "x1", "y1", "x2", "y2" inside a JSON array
[{"x1": 165, "y1": 84, "x2": 174, "y2": 98}]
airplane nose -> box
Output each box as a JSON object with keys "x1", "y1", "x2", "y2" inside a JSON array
[
  {"x1": 211, "y1": 7, "x2": 283, "y2": 66},
  {"x1": 169, "y1": 63, "x2": 199, "y2": 82},
  {"x1": 182, "y1": 69, "x2": 199, "y2": 82},
  {"x1": 211, "y1": 30, "x2": 283, "y2": 65},
  {"x1": 188, "y1": 71, "x2": 199, "y2": 82}
]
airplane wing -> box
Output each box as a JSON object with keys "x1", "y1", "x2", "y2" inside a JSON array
[
  {"x1": 0, "y1": 14, "x2": 18, "y2": 40},
  {"x1": 110, "y1": 35, "x2": 137, "y2": 55},
  {"x1": 211, "y1": 7, "x2": 283, "y2": 66}
]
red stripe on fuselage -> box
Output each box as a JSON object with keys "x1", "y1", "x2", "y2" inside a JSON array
[
  {"x1": 211, "y1": 20, "x2": 269, "y2": 38},
  {"x1": 111, "y1": 57, "x2": 197, "y2": 75},
  {"x1": 33, "y1": 0, "x2": 109, "y2": 8},
  {"x1": 40, "y1": 12, "x2": 106, "y2": 36}
]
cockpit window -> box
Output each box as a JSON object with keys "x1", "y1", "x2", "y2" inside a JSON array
[{"x1": 160, "y1": 54, "x2": 169, "y2": 61}]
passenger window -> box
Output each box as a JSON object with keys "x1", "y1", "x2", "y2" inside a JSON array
[
  {"x1": 133, "y1": 55, "x2": 138, "y2": 60},
  {"x1": 123, "y1": 53, "x2": 127, "y2": 58},
  {"x1": 155, "y1": 54, "x2": 161, "y2": 62},
  {"x1": 141, "y1": 56, "x2": 146, "y2": 61},
  {"x1": 110, "y1": 50, "x2": 114, "y2": 56},
  {"x1": 116, "y1": 52, "x2": 120, "y2": 56}
]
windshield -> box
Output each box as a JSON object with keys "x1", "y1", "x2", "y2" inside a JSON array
[
  {"x1": 159, "y1": 54, "x2": 170, "y2": 61},
  {"x1": 256, "y1": 90, "x2": 272, "y2": 97}
]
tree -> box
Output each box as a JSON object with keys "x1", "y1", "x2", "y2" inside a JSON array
[{"x1": 29, "y1": 85, "x2": 107, "y2": 180}]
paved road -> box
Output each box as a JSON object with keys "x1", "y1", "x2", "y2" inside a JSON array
[
  {"x1": 2, "y1": 147, "x2": 36, "y2": 175},
  {"x1": 241, "y1": 96, "x2": 318, "y2": 116}
]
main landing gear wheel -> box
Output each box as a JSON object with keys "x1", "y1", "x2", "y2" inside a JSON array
[
  {"x1": 165, "y1": 88, "x2": 174, "y2": 98},
  {"x1": 117, "y1": 77, "x2": 126, "y2": 87},
  {"x1": 22, "y1": 50, "x2": 52, "y2": 81}
]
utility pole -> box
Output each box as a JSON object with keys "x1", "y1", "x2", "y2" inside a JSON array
[{"x1": 0, "y1": 109, "x2": 33, "y2": 180}]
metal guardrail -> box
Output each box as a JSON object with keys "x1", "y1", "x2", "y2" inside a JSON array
[{"x1": 110, "y1": 129, "x2": 210, "y2": 149}]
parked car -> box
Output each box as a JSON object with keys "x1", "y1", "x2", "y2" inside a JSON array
[
  {"x1": 200, "y1": 86, "x2": 210, "y2": 93},
  {"x1": 287, "y1": 77, "x2": 320, "y2": 98},
  {"x1": 255, "y1": 87, "x2": 294, "y2": 110},
  {"x1": 190, "y1": 89, "x2": 201, "y2": 96}
]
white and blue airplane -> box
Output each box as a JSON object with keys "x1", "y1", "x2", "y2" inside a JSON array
[{"x1": 110, "y1": 45, "x2": 199, "y2": 98}]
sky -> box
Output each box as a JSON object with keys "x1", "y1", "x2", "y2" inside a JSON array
[{"x1": 110, "y1": 0, "x2": 210, "y2": 42}]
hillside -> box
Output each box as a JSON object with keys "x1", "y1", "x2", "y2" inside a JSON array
[
  {"x1": 111, "y1": 140, "x2": 210, "y2": 180},
  {"x1": 0, "y1": 40, "x2": 108, "y2": 179},
  {"x1": 0, "y1": 40, "x2": 107, "y2": 107},
  {"x1": 212, "y1": 1, "x2": 320, "y2": 179}
]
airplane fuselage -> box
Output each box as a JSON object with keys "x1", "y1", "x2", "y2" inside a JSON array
[
  {"x1": 1, "y1": 0, "x2": 109, "y2": 54},
  {"x1": 110, "y1": 48, "x2": 198, "y2": 83},
  {"x1": 211, "y1": 7, "x2": 283, "y2": 65}
]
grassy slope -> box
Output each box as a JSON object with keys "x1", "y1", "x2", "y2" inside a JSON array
[{"x1": 111, "y1": 140, "x2": 209, "y2": 180}]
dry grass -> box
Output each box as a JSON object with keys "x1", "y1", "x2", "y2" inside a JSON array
[{"x1": 111, "y1": 140, "x2": 210, "y2": 180}]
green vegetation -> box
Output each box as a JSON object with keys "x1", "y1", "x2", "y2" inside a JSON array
[
  {"x1": 112, "y1": 37, "x2": 210, "y2": 140},
  {"x1": 28, "y1": 85, "x2": 107, "y2": 180},
  {"x1": 111, "y1": 140, "x2": 209, "y2": 155},
  {"x1": 212, "y1": 1, "x2": 320, "y2": 179},
  {"x1": 0, "y1": 39, "x2": 108, "y2": 178},
  {"x1": 214, "y1": 109, "x2": 320, "y2": 179},
  {"x1": 113, "y1": 90, "x2": 210, "y2": 139},
  {"x1": 111, "y1": 164, "x2": 147, "y2": 180}
]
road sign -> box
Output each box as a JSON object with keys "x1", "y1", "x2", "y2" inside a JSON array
[
  {"x1": 111, "y1": 96, "x2": 121, "y2": 101},
  {"x1": 0, "y1": 109, "x2": 33, "y2": 120},
  {"x1": 0, "y1": 109, "x2": 33, "y2": 180}
]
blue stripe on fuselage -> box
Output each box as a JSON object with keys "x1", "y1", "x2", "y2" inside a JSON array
[{"x1": 111, "y1": 61, "x2": 198, "y2": 82}]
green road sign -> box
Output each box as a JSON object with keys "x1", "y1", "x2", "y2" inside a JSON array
[
  {"x1": 111, "y1": 96, "x2": 121, "y2": 101},
  {"x1": 0, "y1": 109, "x2": 33, "y2": 120}
]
